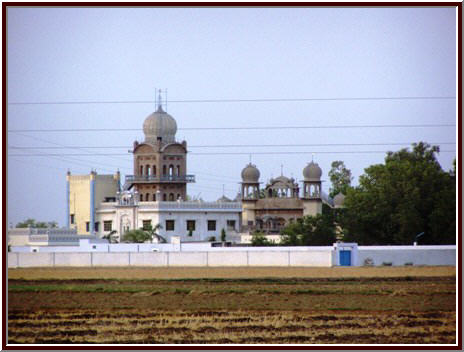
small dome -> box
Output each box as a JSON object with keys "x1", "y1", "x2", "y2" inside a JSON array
[
  {"x1": 143, "y1": 106, "x2": 177, "y2": 144},
  {"x1": 334, "y1": 192, "x2": 345, "y2": 208},
  {"x1": 303, "y1": 161, "x2": 322, "y2": 181},
  {"x1": 241, "y1": 163, "x2": 260, "y2": 183},
  {"x1": 217, "y1": 195, "x2": 232, "y2": 202}
]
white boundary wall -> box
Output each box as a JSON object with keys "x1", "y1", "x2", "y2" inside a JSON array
[{"x1": 7, "y1": 245, "x2": 455, "y2": 268}]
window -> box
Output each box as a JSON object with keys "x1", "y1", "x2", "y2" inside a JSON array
[
  {"x1": 207, "y1": 220, "x2": 216, "y2": 231},
  {"x1": 166, "y1": 220, "x2": 175, "y2": 231},
  {"x1": 86, "y1": 222, "x2": 90, "y2": 232},
  {"x1": 163, "y1": 194, "x2": 167, "y2": 201},
  {"x1": 142, "y1": 220, "x2": 152, "y2": 230},
  {"x1": 163, "y1": 165, "x2": 167, "y2": 176},
  {"x1": 104, "y1": 221, "x2": 112, "y2": 232},
  {"x1": 186, "y1": 220, "x2": 196, "y2": 231},
  {"x1": 176, "y1": 165, "x2": 180, "y2": 176},
  {"x1": 70, "y1": 214, "x2": 75, "y2": 224},
  {"x1": 94, "y1": 222, "x2": 99, "y2": 232},
  {"x1": 92, "y1": 245, "x2": 97, "y2": 249},
  {"x1": 153, "y1": 165, "x2": 156, "y2": 176},
  {"x1": 140, "y1": 165, "x2": 143, "y2": 175},
  {"x1": 169, "y1": 193, "x2": 174, "y2": 201},
  {"x1": 153, "y1": 193, "x2": 156, "y2": 201},
  {"x1": 227, "y1": 220, "x2": 236, "y2": 231},
  {"x1": 140, "y1": 194, "x2": 143, "y2": 202},
  {"x1": 146, "y1": 193, "x2": 150, "y2": 201}
]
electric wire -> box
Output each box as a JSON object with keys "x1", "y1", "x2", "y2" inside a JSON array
[
  {"x1": 7, "y1": 123, "x2": 456, "y2": 133},
  {"x1": 7, "y1": 95, "x2": 456, "y2": 105}
]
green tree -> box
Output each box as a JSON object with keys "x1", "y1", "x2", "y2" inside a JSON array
[
  {"x1": 328, "y1": 161, "x2": 353, "y2": 198},
  {"x1": 102, "y1": 230, "x2": 119, "y2": 243},
  {"x1": 122, "y1": 223, "x2": 164, "y2": 243},
  {"x1": 221, "y1": 228, "x2": 226, "y2": 242},
  {"x1": 121, "y1": 229, "x2": 152, "y2": 243},
  {"x1": 341, "y1": 142, "x2": 455, "y2": 245},
  {"x1": 16, "y1": 218, "x2": 58, "y2": 228},
  {"x1": 250, "y1": 231, "x2": 275, "y2": 246},
  {"x1": 280, "y1": 213, "x2": 336, "y2": 246}
]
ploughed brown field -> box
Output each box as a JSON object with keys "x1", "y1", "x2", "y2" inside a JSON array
[{"x1": 8, "y1": 267, "x2": 456, "y2": 345}]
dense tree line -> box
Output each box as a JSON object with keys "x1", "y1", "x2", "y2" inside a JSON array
[{"x1": 341, "y1": 143, "x2": 455, "y2": 245}]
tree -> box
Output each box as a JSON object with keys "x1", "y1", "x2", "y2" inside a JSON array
[
  {"x1": 250, "y1": 231, "x2": 275, "y2": 246},
  {"x1": 16, "y1": 219, "x2": 58, "y2": 228},
  {"x1": 121, "y1": 229, "x2": 152, "y2": 243},
  {"x1": 328, "y1": 161, "x2": 353, "y2": 198},
  {"x1": 280, "y1": 213, "x2": 336, "y2": 246},
  {"x1": 122, "y1": 223, "x2": 164, "y2": 243},
  {"x1": 341, "y1": 143, "x2": 455, "y2": 245},
  {"x1": 220, "y1": 228, "x2": 226, "y2": 242},
  {"x1": 145, "y1": 223, "x2": 166, "y2": 243},
  {"x1": 102, "y1": 230, "x2": 119, "y2": 244}
]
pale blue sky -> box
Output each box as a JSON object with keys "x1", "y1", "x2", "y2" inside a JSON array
[{"x1": 7, "y1": 7, "x2": 457, "y2": 226}]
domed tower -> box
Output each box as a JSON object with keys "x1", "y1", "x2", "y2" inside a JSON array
[
  {"x1": 240, "y1": 163, "x2": 260, "y2": 229},
  {"x1": 333, "y1": 192, "x2": 345, "y2": 209},
  {"x1": 301, "y1": 161, "x2": 323, "y2": 216},
  {"x1": 123, "y1": 91, "x2": 195, "y2": 202}
]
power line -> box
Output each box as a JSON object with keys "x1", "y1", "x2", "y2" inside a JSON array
[
  {"x1": 7, "y1": 96, "x2": 456, "y2": 106},
  {"x1": 8, "y1": 142, "x2": 456, "y2": 150},
  {"x1": 7, "y1": 123, "x2": 456, "y2": 133},
  {"x1": 8, "y1": 150, "x2": 456, "y2": 157}
]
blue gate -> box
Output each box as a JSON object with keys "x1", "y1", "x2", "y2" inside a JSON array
[{"x1": 339, "y1": 250, "x2": 351, "y2": 266}]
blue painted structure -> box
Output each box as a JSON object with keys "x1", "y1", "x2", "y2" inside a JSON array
[{"x1": 339, "y1": 250, "x2": 351, "y2": 266}]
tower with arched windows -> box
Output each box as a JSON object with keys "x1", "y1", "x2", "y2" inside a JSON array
[
  {"x1": 123, "y1": 98, "x2": 195, "y2": 202},
  {"x1": 301, "y1": 161, "x2": 323, "y2": 216}
]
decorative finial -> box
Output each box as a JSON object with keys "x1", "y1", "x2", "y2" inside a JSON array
[
  {"x1": 281, "y1": 164, "x2": 283, "y2": 176},
  {"x1": 312, "y1": 153, "x2": 315, "y2": 162},
  {"x1": 222, "y1": 184, "x2": 225, "y2": 196},
  {"x1": 158, "y1": 89, "x2": 162, "y2": 110},
  {"x1": 249, "y1": 154, "x2": 252, "y2": 164}
]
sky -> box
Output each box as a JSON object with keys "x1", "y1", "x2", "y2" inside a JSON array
[{"x1": 6, "y1": 6, "x2": 457, "y2": 227}]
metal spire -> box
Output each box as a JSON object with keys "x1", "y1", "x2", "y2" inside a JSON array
[
  {"x1": 158, "y1": 89, "x2": 163, "y2": 110},
  {"x1": 281, "y1": 164, "x2": 283, "y2": 176}
]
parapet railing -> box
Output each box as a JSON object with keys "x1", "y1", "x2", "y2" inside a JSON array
[{"x1": 125, "y1": 175, "x2": 195, "y2": 183}]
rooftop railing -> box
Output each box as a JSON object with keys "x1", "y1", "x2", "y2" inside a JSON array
[{"x1": 125, "y1": 175, "x2": 195, "y2": 183}]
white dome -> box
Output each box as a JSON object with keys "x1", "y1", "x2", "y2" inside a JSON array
[
  {"x1": 333, "y1": 192, "x2": 345, "y2": 208},
  {"x1": 241, "y1": 163, "x2": 260, "y2": 183},
  {"x1": 143, "y1": 106, "x2": 177, "y2": 143},
  {"x1": 303, "y1": 161, "x2": 322, "y2": 181}
]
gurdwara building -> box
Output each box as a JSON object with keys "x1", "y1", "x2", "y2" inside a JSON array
[{"x1": 67, "y1": 101, "x2": 332, "y2": 242}]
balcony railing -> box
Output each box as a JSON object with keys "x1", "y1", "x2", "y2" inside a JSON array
[{"x1": 125, "y1": 175, "x2": 195, "y2": 183}]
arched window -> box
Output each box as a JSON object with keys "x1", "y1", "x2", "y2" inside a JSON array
[
  {"x1": 169, "y1": 165, "x2": 174, "y2": 177},
  {"x1": 169, "y1": 193, "x2": 174, "y2": 201},
  {"x1": 177, "y1": 193, "x2": 181, "y2": 200},
  {"x1": 153, "y1": 165, "x2": 156, "y2": 176},
  {"x1": 176, "y1": 165, "x2": 180, "y2": 176},
  {"x1": 163, "y1": 194, "x2": 167, "y2": 201},
  {"x1": 140, "y1": 165, "x2": 143, "y2": 175},
  {"x1": 146, "y1": 193, "x2": 150, "y2": 201},
  {"x1": 146, "y1": 165, "x2": 150, "y2": 176},
  {"x1": 163, "y1": 165, "x2": 167, "y2": 176},
  {"x1": 140, "y1": 193, "x2": 143, "y2": 202},
  {"x1": 153, "y1": 193, "x2": 156, "y2": 201}
]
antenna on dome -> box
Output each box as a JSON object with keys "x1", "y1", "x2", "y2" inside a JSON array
[
  {"x1": 312, "y1": 153, "x2": 315, "y2": 162},
  {"x1": 222, "y1": 184, "x2": 225, "y2": 197},
  {"x1": 249, "y1": 154, "x2": 252, "y2": 164},
  {"x1": 158, "y1": 89, "x2": 163, "y2": 110},
  {"x1": 281, "y1": 164, "x2": 283, "y2": 176}
]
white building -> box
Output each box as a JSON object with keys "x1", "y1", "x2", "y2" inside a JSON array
[{"x1": 67, "y1": 92, "x2": 242, "y2": 243}]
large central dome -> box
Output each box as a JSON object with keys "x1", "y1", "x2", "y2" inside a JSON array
[{"x1": 143, "y1": 105, "x2": 177, "y2": 144}]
